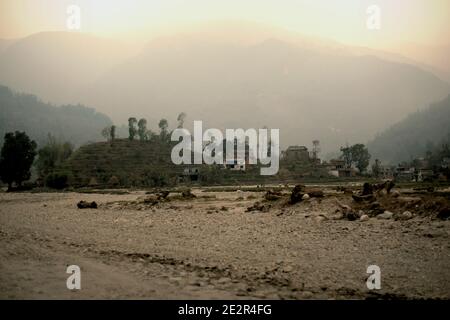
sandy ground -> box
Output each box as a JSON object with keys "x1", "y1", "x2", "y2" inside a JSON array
[{"x1": 0, "y1": 187, "x2": 449, "y2": 299}]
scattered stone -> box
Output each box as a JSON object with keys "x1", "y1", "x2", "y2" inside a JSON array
[
  {"x1": 246, "y1": 202, "x2": 269, "y2": 212},
  {"x1": 143, "y1": 195, "x2": 159, "y2": 205},
  {"x1": 345, "y1": 211, "x2": 359, "y2": 221},
  {"x1": 283, "y1": 265, "x2": 294, "y2": 273},
  {"x1": 359, "y1": 214, "x2": 370, "y2": 222},
  {"x1": 396, "y1": 211, "x2": 413, "y2": 221},
  {"x1": 314, "y1": 215, "x2": 327, "y2": 222},
  {"x1": 362, "y1": 182, "x2": 373, "y2": 196},
  {"x1": 329, "y1": 210, "x2": 344, "y2": 220},
  {"x1": 264, "y1": 190, "x2": 282, "y2": 201},
  {"x1": 308, "y1": 189, "x2": 324, "y2": 198},
  {"x1": 377, "y1": 211, "x2": 393, "y2": 220},
  {"x1": 77, "y1": 201, "x2": 97, "y2": 209},
  {"x1": 302, "y1": 194, "x2": 310, "y2": 200},
  {"x1": 391, "y1": 190, "x2": 400, "y2": 198},
  {"x1": 397, "y1": 197, "x2": 422, "y2": 205},
  {"x1": 437, "y1": 208, "x2": 450, "y2": 220},
  {"x1": 352, "y1": 194, "x2": 375, "y2": 203},
  {"x1": 289, "y1": 185, "x2": 305, "y2": 204},
  {"x1": 217, "y1": 277, "x2": 231, "y2": 284},
  {"x1": 157, "y1": 190, "x2": 170, "y2": 200},
  {"x1": 182, "y1": 189, "x2": 196, "y2": 199}
]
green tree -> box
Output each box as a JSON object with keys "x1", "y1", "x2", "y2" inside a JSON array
[
  {"x1": 372, "y1": 158, "x2": 381, "y2": 178},
  {"x1": 101, "y1": 126, "x2": 111, "y2": 141},
  {"x1": 177, "y1": 112, "x2": 187, "y2": 128},
  {"x1": 340, "y1": 145, "x2": 352, "y2": 168},
  {"x1": 35, "y1": 135, "x2": 73, "y2": 179},
  {"x1": 128, "y1": 117, "x2": 137, "y2": 140},
  {"x1": 0, "y1": 131, "x2": 37, "y2": 189},
  {"x1": 110, "y1": 125, "x2": 116, "y2": 141},
  {"x1": 352, "y1": 144, "x2": 371, "y2": 173},
  {"x1": 340, "y1": 143, "x2": 371, "y2": 173},
  {"x1": 137, "y1": 118, "x2": 148, "y2": 141},
  {"x1": 158, "y1": 118, "x2": 169, "y2": 141}
]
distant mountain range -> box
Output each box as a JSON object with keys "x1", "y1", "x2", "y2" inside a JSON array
[
  {"x1": 368, "y1": 94, "x2": 450, "y2": 165},
  {"x1": 0, "y1": 24, "x2": 449, "y2": 154},
  {"x1": 0, "y1": 85, "x2": 112, "y2": 147}
]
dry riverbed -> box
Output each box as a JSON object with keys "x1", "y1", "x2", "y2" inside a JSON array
[{"x1": 0, "y1": 186, "x2": 449, "y2": 299}]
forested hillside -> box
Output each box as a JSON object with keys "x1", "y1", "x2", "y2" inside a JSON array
[
  {"x1": 368, "y1": 94, "x2": 450, "y2": 164},
  {"x1": 0, "y1": 85, "x2": 112, "y2": 146}
]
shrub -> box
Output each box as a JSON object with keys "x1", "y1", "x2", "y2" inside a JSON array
[
  {"x1": 45, "y1": 172, "x2": 69, "y2": 189},
  {"x1": 108, "y1": 175, "x2": 120, "y2": 187}
]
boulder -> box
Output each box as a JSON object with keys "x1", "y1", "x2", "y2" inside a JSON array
[
  {"x1": 437, "y1": 207, "x2": 450, "y2": 220},
  {"x1": 308, "y1": 189, "x2": 324, "y2": 198},
  {"x1": 182, "y1": 189, "x2": 196, "y2": 199},
  {"x1": 359, "y1": 214, "x2": 370, "y2": 222},
  {"x1": 397, "y1": 211, "x2": 413, "y2": 221},
  {"x1": 362, "y1": 182, "x2": 373, "y2": 196},
  {"x1": 289, "y1": 185, "x2": 305, "y2": 204},
  {"x1": 77, "y1": 201, "x2": 98, "y2": 209},
  {"x1": 391, "y1": 190, "x2": 400, "y2": 198},
  {"x1": 352, "y1": 194, "x2": 375, "y2": 203},
  {"x1": 377, "y1": 211, "x2": 394, "y2": 219},
  {"x1": 264, "y1": 190, "x2": 282, "y2": 201}
]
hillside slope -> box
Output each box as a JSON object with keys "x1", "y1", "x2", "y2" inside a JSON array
[
  {"x1": 62, "y1": 139, "x2": 178, "y2": 187},
  {"x1": 368, "y1": 94, "x2": 450, "y2": 164},
  {"x1": 0, "y1": 85, "x2": 112, "y2": 146}
]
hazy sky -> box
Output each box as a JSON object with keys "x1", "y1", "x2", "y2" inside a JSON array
[{"x1": 1, "y1": 0, "x2": 449, "y2": 49}]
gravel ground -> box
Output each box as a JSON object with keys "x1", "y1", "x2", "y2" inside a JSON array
[{"x1": 0, "y1": 188, "x2": 449, "y2": 299}]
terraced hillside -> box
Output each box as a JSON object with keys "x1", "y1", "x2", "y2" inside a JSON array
[
  {"x1": 61, "y1": 139, "x2": 333, "y2": 188},
  {"x1": 62, "y1": 139, "x2": 179, "y2": 187}
]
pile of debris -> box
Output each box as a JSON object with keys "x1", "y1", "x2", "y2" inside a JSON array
[
  {"x1": 100, "y1": 188, "x2": 200, "y2": 211},
  {"x1": 334, "y1": 181, "x2": 417, "y2": 221},
  {"x1": 247, "y1": 184, "x2": 325, "y2": 212},
  {"x1": 289, "y1": 185, "x2": 324, "y2": 204}
]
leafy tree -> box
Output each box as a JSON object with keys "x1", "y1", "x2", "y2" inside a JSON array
[
  {"x1": 340, "y1": 143, "x2": 371, "y2": 173},
  {"x1": 128, "y1": 117, "x2": 137, "y2": 140},
  {"x1": 0, "y1": 131, "x2": 37, "y2": 189},
  {"x1": 158, "y1": 118, "x2": 169, "y2": 141},
  {"x1": 372, "y1": 158, "x2": 381, "y2": 178},
  {"x1": 352, "y1": 144, "x2": 371, "y2": 173},
  {"x1": 137, "y1": 118, "x2": 148, "y2": 141},
  {"x1": 177, "y1": 112, "x2": 187, "y2": 128},
  {"x1": 101, "y1": 126, "x2": 111, "y2": 141},
  {"x1": 36, "y1": 135, "x2": 73, "y2": 179},
  {"x1": 340, "y1": 145, "x2": 352, "y2": 168},
  {"x1": 110, "y1": 125, "x2": 116, "y2": 141}
]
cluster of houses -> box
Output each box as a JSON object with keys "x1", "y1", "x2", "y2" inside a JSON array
[
  {"x1": 377, "y1": 157, "x2": 450, "y2": 182},
  {"x1": 179, "y1": 140, "x2": 450, "y2": 182}
]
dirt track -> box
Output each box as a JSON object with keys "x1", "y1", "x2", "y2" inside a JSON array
[{"x1": 0, "y1": 188, "x2": 449, "y2": 299}]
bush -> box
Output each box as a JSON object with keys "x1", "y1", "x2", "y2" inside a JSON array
[
  {"x1": 108, "y1": 175, "x2": 120, "y2": 187},
  {"x1": 45, "y1": 172, "x2": 69, "y2": 189}
]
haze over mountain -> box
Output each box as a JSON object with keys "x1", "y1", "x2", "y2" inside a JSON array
[
  {"x1": 0, "y1": 23, "x2": 449, "y2": 154},
  {"x1": 368, "y1": 94, "x2": 450, "y2": 165},
  {"x1": 0, "y1": 31, "x2": 137, "y2": 105}
]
